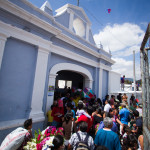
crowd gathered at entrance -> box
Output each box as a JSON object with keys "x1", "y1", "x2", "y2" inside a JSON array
[
  {"x1": 46, "y1": 91, "x2": 143, "y2": 150},
  {"x1": 1, "y1": 90, "x2": 143, "y2": 150}
]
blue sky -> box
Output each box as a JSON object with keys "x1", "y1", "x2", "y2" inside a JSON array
[{"x1": 28, "y1": 0, "x2": 150, "y2": 80}]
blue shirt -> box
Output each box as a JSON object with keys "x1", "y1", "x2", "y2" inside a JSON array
[
  {"x1": 119, "y1": 108, "x2": 130, "y2": 125},
  {"x1": 71, "y1": 109, "x2": 76, "y2": 119},
  {"x1": 94, "y1": 129, "x2": 121, "y2": 150}
]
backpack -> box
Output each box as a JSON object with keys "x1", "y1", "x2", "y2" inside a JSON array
[{"x1": 75, "y1": 132, "x2": 90, "y2": 150}]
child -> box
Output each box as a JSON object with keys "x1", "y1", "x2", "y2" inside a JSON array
[
  {"x1": 76, "y1": 101, "x2": 91, "y2": 119},
  {"x1": 47, "y1": 105, "x2": 54, "y2": 126},
  {"x1": 17, "y1": 119, "x2": 33, "y2": 150}
]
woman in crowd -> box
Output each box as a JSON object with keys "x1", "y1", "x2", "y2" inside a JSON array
[{"x1": 62, "y1": 112, "x2": 77, "y2": 149}]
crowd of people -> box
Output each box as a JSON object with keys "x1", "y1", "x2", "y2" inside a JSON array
[
  {"x1": 45, "y1": 92, "x2": 143, "y2": 150},
  {"x1": 9, "y1": 91, "x2": 143, "y2": 150}
]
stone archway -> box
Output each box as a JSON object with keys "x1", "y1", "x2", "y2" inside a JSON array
[{"x1": 46, "y1": 63, "x2": 93, "y2": 112}]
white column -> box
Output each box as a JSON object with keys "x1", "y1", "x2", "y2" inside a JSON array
[
  {"x1": 46, "y1": 73, "x2": 57, "y2": 113},
  {"x1": 0, "y1": 33, "x2": 8, "y2": 70},
  {"x1": 29, "y1": 47, "x2": 49, "y2": 122},
  {"x1": 98, "y1": 68, "x2": 103, "y2": 99},
  {"x1": 69, "y1": 12, "x2": 74, "y2": 31},
  {"x1": 108, "y1": 71, "x2": 111, "y2": 95},
  {"x1": 86, "y1": 24, "x2": 89, "y2": 41}
]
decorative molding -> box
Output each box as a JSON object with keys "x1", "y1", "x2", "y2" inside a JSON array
[
  {"x1": 56, "y1": 33, "x2": 115, "y2": 64},
  {"x1": 50, "y1": 63, "x2": 93, "y2": 84},
  {"x1": 0, "y1": 21, "x2": 113, "y2": 72},
  {"x1": 55, "y1": 4, "x2": 91, "y2": 25},
  {"x1": 20, "y1": 0, "x2": 54, "y2": 20},
  {"x1": 51, "y1": 44, "x2": 99, "y2": 68},
  {"x1": 1, "y1": 0, "x2": 114, "y2": 64},
  {"x1": 99, "y1": 63, "x2": 112, "y2": 71},
  {"x1": 0, "y1": 0, "x2": 60, "y2": 35},
  {"x1": 0, "y1": 21, "x2": 52, "y2": 51}
]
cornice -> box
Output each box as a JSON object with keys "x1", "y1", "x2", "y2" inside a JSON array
[
  {"x1": 0, "y1": 21, "x2": 52, "y2": 51},
  {"x1": 51, "y1": 44, "x2": 99, "y2": 67},
  {"x1": 55, "y1": 4, "x2": 91, "y2": 25},
  {"x1": 20, "y1": 0, "x2": 54, "y2": 20},
  {"x1": 56, "y1": 33, "x2": 115, "y2": 64},
  {"x1": 1, "y1": 0, "x2": 114, "y2": 64},
  {"x1": 0, "y1": 0, "x2": 61, "y2": 35}
]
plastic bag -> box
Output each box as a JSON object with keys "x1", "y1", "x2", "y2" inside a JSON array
[{"x1": 0, "y1": 127, "x2": 28, "y2": 150}]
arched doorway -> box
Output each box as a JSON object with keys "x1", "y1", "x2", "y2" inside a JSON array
[
  {"x1": 55, "y1": 70, "x2": 84, "y2": 95},
  {"x1": 46, "y1": 63, "x2": 93, "y2": 112}
]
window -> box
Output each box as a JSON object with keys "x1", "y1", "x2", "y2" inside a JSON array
[{"x1": 58, "y1": 80, "x2": 72, "y2": 88}]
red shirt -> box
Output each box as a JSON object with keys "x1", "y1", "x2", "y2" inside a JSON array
[
  {"x1": 77, "y1": 115, "x2": 93, "y2": 132},
  {"x1": 51, "y1": 106, "x2": 64, "y2": 122}
]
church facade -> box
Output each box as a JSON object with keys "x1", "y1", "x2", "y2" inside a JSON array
[{"x1": 0, "y1": 0, "x2": 120, "y2": 141}]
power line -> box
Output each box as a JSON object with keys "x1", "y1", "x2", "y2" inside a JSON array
[{"x1": 81, "y1": 5, "x2": 132, "y2": 49}]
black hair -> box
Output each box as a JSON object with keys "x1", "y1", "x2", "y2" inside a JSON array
[
  {"x1": 123, "y1": 124, "x2": 131, "y2": 133},
  {"x1": 24, "y1": 119, "x2": 32, "y2": 129},
  {"x1": 133, "y1": 101, "x2": 137, "y2": 106},
  {"x1": 96, "y1": 146, "x2": 108, "y2": 150},
  {"x1": 78, "y1": 102, "x2": 83, "y2": 110},
  {"x1": 92, "y1": 104, "x2": 98, "y2": 112},
  {"x1": 123, "y1": 134, "x2": 138, "y2": 150},
  {"x1": 87, "y1": 106, "x2": 93, "y2": 115},
  {"x1": 51, "y1": 105, "x2": 54, "y2": 110},
  {"x1": 67, "y1": 102, "x2": 73, "y2": 109},
  {"x1": 96, "y1": 107, "x2": 102, "y2": 115},
  {"x1": 79, "y1": 121, "x2": 88, "y2": 132},
  {"x1": 97, "y1": 98, "x2": 102, "y2": 106},
  {"x1": 52, "y1": 135, "x2": 64, "y2": 150},
  {"x1": 133, "y1": 110, "x2": 139, "y2": 117},
  {"x1": 105, "y1": 95, "x2": 109, "y2": 100},
  {"x1": 64, "y1": 111, "x2": 73, "y2": 124}
]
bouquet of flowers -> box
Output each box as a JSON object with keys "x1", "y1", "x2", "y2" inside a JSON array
[{"x1": 24, "y1": 126, "x2": 64, "y2": 150}]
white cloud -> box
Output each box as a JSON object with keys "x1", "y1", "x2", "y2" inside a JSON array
[
  {"x1": 112, "y1": 57, "x2": 141, "y2": 80},
  {"x1": 113, "y1": 45, "x2": 140, "y2": 57},
  {"x1": 94, "y1": 23, "x2": 145, "y2": 55}
]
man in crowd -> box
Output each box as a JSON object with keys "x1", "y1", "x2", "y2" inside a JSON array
[
  {"x1": 94, "y1": 117, "x2": 121, "y2": 150},
  {"x1": 119, "y1": 103, "x2": 130, "y2": 134},
  {"x1": 121, "y1": 75, "x2": 125, "y2": 91},
  {"x1": 68, "y1": 121, "x2": 94, "y2": 150}
]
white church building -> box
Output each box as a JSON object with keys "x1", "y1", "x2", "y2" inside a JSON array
[{"x1": 0, "y1": 0, "x2": 120, "y2": 142}]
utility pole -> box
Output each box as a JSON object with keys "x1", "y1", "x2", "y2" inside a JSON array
[{"x1": 77, "y1": 0, "x2": 79, "y2": 6}]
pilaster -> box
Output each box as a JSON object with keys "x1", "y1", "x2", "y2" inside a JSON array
[
  {"x1": 29, "y1": 47, "x2": 49, "y2": 122},
  {"x1": 0, "y1": 33, "x2": 9, "y2": 70}
]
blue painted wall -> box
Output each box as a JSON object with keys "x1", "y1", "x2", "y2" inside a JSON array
[
  {"x1": 102, "y1": 70, "x2": 109, "y2": 99},
  {"x1": 0, "y1": 38, "x2": 37, "y2": 121}
]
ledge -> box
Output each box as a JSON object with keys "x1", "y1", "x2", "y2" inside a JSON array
[{"x1": 0, "y1": 117, "x2": 45, "y2": 130}]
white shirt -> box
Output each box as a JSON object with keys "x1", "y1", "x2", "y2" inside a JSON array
[{"x1": 104, "y1": 103, "x2": 111, "y2": 112}]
